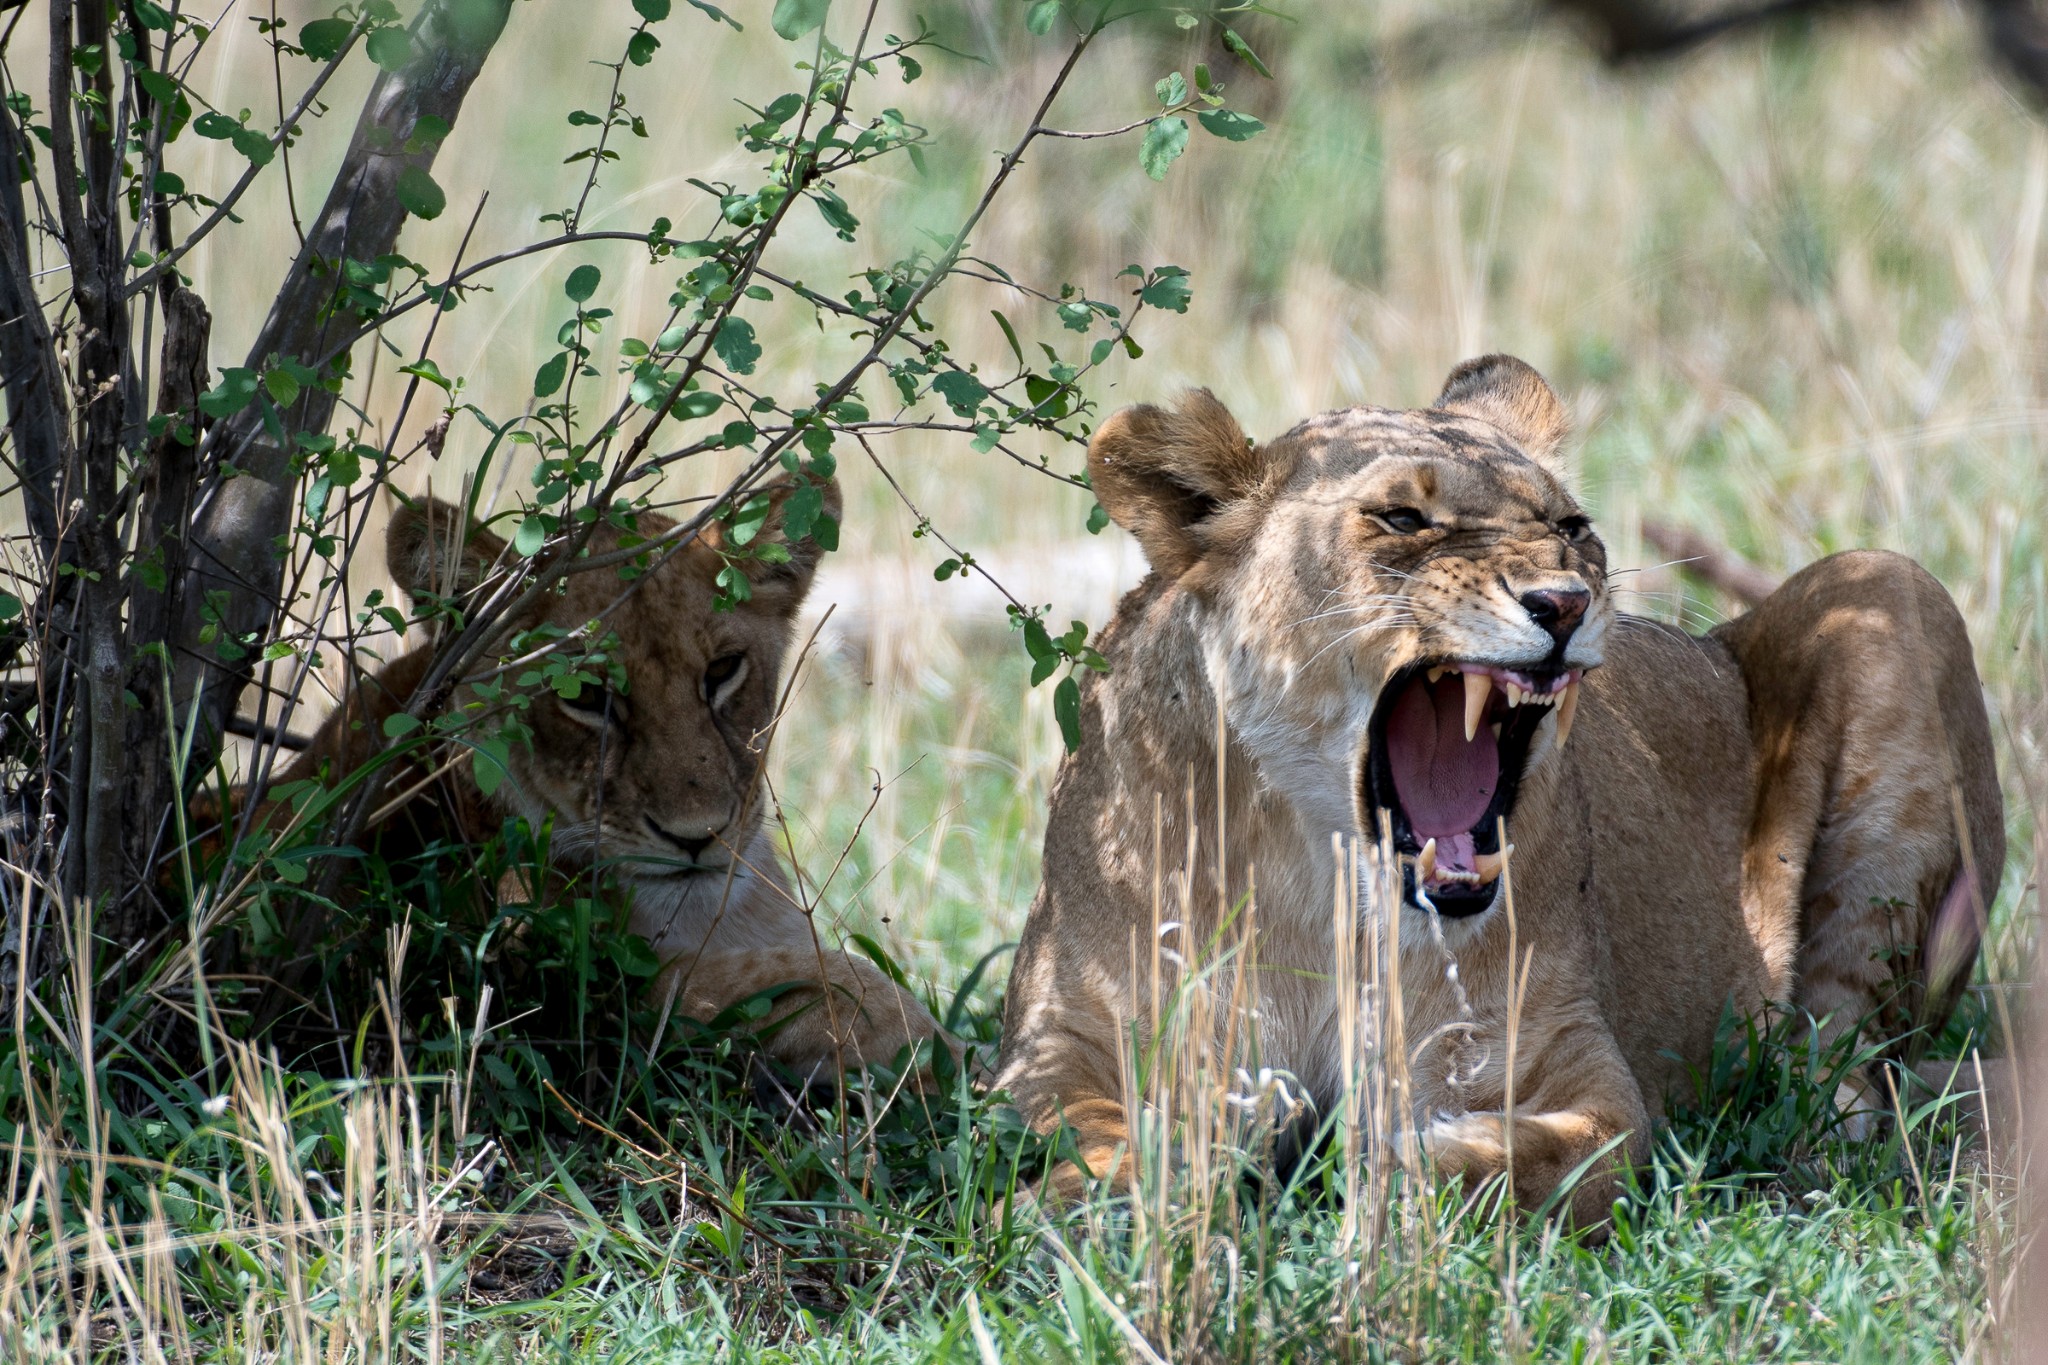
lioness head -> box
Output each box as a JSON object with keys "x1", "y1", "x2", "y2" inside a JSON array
[
  {"x1": 385, "y1": 474, "x2": 837, "y2": 881},
  {"x1": 1089, "y1": 355, "x2": 1610, "y2": 918}
]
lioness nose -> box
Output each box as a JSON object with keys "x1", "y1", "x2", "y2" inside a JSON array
[
  {"x1": 1519, "y1": 587, "x2": 1590, "y2": 645},
  {"x1": 647, "y1": 816, "x2": 718, "y2": 860}
]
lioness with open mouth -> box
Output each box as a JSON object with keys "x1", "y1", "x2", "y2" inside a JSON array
[{"x1": 996, "y1": 356, "x2": 2002, "y2": 1224}]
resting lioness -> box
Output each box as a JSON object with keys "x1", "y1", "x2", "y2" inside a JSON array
[
  {"x1": 996, "y1": 356, "x2": 2003, "y2": 1223},
  {"x1": 235, "y1": 476, "x2": 949, "y2": 1079}
]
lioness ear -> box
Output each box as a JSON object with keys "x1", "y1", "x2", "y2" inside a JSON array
[
  {"x1": 702, "y1": 473, "x2": 840, "y2": 615},
  {"x1": 386, "y1": 496, "x2": 509, "y2": 602},
  {"x1": 1087, "y1": 390, "x2": 1264, "y2": 576},
  {"x1": 1433, "y1": 354, "x2": 1570, "y2": 471}
]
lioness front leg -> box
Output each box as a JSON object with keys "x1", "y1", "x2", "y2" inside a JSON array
[
  {"x1": 1419, "y1": 1020, "x2": 1648, "y2": 1229},
  {"x1": 657, "y1": 946, "x2": 955, "y2": 1084}
]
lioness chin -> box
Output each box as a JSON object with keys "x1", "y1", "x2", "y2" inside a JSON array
[
  {"x1": 227, "y1": 475, "x2": 950, "y2": 1083},
  {"x1": 996, "y1": 355, "x2": 2001, "y2": 1227}
]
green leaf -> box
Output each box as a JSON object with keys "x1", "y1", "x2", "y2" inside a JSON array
[
  {"x1": 230, "y1": 126, "x2": 275, "y2": 167},
  {"x1": 1086, "y1": 502, "x2": 1109, "y2": 534},
  {"x1": 1155, "y1": 72, "x2": 1186, "y2": 107},
  {"x1": 262, "y1": 369, "x2": 300, "y2": 407},
  {"x1": 713, "y1": 316, "x2": 760, "y2": 374},
  {"x1": 1222, "y1": 27, "x2": 1272, "y2": 79},
  {"x1": 811, "y1": 511, "x2": 839, "y2": 552},
  {"x1": 0, "y1": 592, "x2": 21, "y2": 622},
  {"x1": 564, "y1": 263, "x2": 602, "y2": 303},
  {"x1": 1139, "y1": 267, "x2": 1192, "y2": 313},
  {"x1": 1139, "y1": 117, "x2": 1189, "y2": 182},
  {"x1": 1025, "y1": 0, "x2": 1059, "y2": 35},
  {"x1": 781, "y1": 482, "x2": 823, "y2": 541},
  {"x1": 398, "y1": 358, "x2": 451, "y2": 391},
  {"x1": 406, "y1": 114, "x2": 451, "y2": 153},
  {"x1": 382, "y1": 712, "x2": 421, "y2": 738},
  {"x1": 470, "y1": 735, "x2": 511, "y2": 799},
  {"x1": 395, "y1": 164, "x2": 445, "y2": 220},
  {"x1": 931, "y1": 370, "x2": 988, "y2": 418},
  {"x1": 933, "y1": 557, "x2": 960, "y2": 581},
  {"x1": 632, "y1": 0, "x2": 671, "y2": 19},
  {"x1": 135, "y1": 69, "x2": 178, "y2": 107},
  {"x1": 197, "y1": 368, "x2": 259, "y2": 419},
  {"x1": 365, "y1": 25, "x2": 413, "y2": 71},
  {"x1": 1198, "y1": 109, "x2": 1265, "y2": 141},
  {"x1": 992, "y1": 310, "x2": 1024, "y2": 365},
  {"x1": 299, "y1": 17, "x2": 353, "y2": 59},
  {"x1": 1054, "y1": 675, "x2": 1081, "y2": 751},
  {"x1": 1023, "y1": 616, "x2": 1054, "y2": 664},
  {"x1": 532, "y1": 353, "x2": 568, "y2": 398},
  {"x1": 674, "y1": 390, "x2": 722, "y2": 419},
  {"x1": 192, "y1": 111, "x2": 239, "y2": 140},
  {"x1": 770, "y1": 0, "x2": 828, "y2": 41},
  {"x1": 727, "y1": 493, "x2": 772, "y2": 546},
  {"x1": 514, "y1": 517, "x2": 548, "y2": 557},
  {"x1": 626, "y1": 30, "x2": 659, "y2": 65}
]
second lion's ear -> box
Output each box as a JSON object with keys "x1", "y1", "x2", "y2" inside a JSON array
[
  {"x1": 1433, "y1": 354, "x2": 1570, "y2": 473},
  {"x1": 386, "y1": 496, "x2": 509, "y2": 603},
  {"x1": 1088, "y1": 390, "x2": 1269, "y2": 577},
  {"x1": 701, "y1": 473, "x2": 841, "y2": 616}
]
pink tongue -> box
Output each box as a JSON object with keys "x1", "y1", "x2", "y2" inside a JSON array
[{"x1": 1385, "y1": 675, "x2": 1498, "y2": 838}]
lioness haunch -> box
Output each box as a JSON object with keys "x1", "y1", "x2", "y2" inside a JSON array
[
  {"x1": 996, "y1": 356, "x2": 2002, "y2": 1226},
  {"x1": 233, "y1": 475, "x2": 951, "y2": 1081}
]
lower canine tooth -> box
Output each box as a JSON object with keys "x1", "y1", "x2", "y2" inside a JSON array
[
  {"x1": 1489, "y1": 721, "x2": 1502, "y2": 741},
  {"x1": 1463, "y1": 672, "x2": 1491, "y2": 742},
  {"x1": 1417, "y1": 837, "x2": 1437, "y2": 884},
  {"x1": 1555, "y1": 678, "x2": 1580, "y2": 748}
]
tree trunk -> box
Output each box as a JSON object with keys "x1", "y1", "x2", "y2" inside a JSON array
[{"x1": 170, "y1": 0, "x2": 515, "y2": 774}]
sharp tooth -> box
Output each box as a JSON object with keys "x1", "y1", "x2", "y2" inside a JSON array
[
  {"x1": 1417, "y1": 837, "x2": 1437, "y2": 884},
  {"x1": 1463, "y1": 672, "x2": 1491, "y2": 741},
  {"x1": 1555, "y1": 678, "x2": 1580, "y2": 749},
  {"x1": 1489, "y1": 721, "x2": 1502, "y2": 741},
  {"x1": 1507, "y1": 682, "x2": 1524, "y2": 708},
  {"x1": 1427, "y1": 666, "x2": 1445, "y2": 684},
  {"x1": 1474, "y1": 845, "x2": 1514, "y2": 884}
]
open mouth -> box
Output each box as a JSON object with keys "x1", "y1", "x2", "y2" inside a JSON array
[{"x1": 1361, "y1": 663, "x2": 1582, "y2": 918}]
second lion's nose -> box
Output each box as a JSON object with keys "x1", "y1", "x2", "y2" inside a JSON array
[
  {"x1": 1519, "y1": 587, "x2": 1591, "y2": 645},
  {"x1": 647, "y1": 816, "x2": 718, "y2": 861}
]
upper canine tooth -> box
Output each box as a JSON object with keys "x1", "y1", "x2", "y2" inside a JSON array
[
  {"x1": 1555, "y1": 678, "x2": 1580, "y2": 748},
  {"x1": 1463, "y1": 672, "x2": 1491, "y2": 742},
  {"x1": 1473, "y1": 845, "x2": 1513, "y2": 884}
]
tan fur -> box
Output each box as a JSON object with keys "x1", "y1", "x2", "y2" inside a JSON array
[
  {"x1": 998, "y1": 357, "x2": 2002, "y2": 1225},
  {"x1": 240, "y1": 478, "x2": 948, "y2": 1080}
]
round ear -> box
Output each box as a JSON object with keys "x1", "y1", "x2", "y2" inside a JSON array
[
  {"x1": 1087, "y1": 389, "x2": 1269, "y2": 577},
  {"x1": 1433, "y1": 355, "x2": 1570, "y2": 472},
  {"x1": 385, "y1": 496, "x2": 509, "y2": 602},
  {"x1": 700, "y1": 472, "x2": 840, "y2": 615}
]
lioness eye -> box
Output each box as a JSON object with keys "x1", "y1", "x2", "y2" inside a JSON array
[
  {"x1": 1371, "y1": 507, "x2": 1430, "y2": 535},
  {"x1": 703, "y1": 653, "x2": 747, "y2": 706},
  {"x1": 1558, "y1": 515, "x2": 1593, "y2": 543}
]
